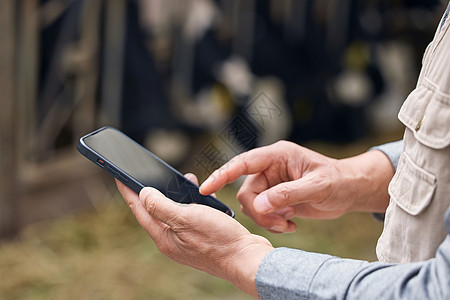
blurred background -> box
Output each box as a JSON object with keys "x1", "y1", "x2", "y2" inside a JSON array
[{"x1": 0, "y1": 0, "x2": 447, "y2": 299}]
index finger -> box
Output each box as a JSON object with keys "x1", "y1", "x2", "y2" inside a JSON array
[{"x1": 199, "y1": 147, "x2": 275, "y2": 195}]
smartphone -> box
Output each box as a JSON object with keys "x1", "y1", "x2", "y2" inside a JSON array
[{"x1": 77, "y1": 126, "x2": 234, "y2": 217}]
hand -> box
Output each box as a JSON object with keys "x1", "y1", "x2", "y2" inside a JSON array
[
  {"x1": 115, "y1": 175, "x2": 273, "y2": 298},
  {"x1": 200, "y1": 141, "x2": 393, "y2": 233}
]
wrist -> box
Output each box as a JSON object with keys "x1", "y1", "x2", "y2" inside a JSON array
[
  {"x1": 337, "y1": 150, "x2": 394, "y2": 213},
  {"x1": 225, "y1": 236, "x2": 274, "y2": 298}
]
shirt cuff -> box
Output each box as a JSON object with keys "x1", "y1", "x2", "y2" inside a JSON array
[{"x1": 255, "y1": 247, "x2": 333, "y2": 299}]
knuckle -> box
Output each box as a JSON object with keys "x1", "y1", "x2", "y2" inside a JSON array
[
  {"x1": 128, "y1": 203, "x2": 138, "y2": 217},
  {"x1": 274, "y1": 185, "x2": 292, "y2": 207},
  {"x1": 274, "y1": 140, "x2": 286, "y2": 147},
  {"x1": 143, "y1": 189, "x2": 159, "y2": 215},
  {"x1": 213, "y1": 164, "x2": 230, "y2": 182},
  {"x1": 236, "y1": 185, "x2": 254, "y2": 204},
  {"x1": 236, "y1": 189, "x2": 247, "y2": 202},
  {"x1": 274, "y1": 140, "x2": 290, "y2": 148},
  {"x1": 236, "y1": 152, "x2": 250, "y2": 174}
]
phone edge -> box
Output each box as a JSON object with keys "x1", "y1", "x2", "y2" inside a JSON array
[{"x1": 77, "y1": 127, "x2": 235, "y2": 218}]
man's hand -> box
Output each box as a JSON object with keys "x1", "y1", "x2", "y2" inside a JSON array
[
  {"x1": 116, "y1": 177, "x2": 273, "y2": 298},
  {"x1": 200, "y1": 141, "x2": 394, "y2": 233}
]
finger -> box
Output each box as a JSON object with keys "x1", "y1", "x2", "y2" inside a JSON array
[
  {"x1": 184, "y1": 173, "x2": 199, "y2": 185},
  {"x1": 273, "y1": 207, "x2": 296, "y2": 220},
  {"x1": 237, "y1": 173, "x2": 269, "y2": 211},
  {"x1": 200, "y1": 147, "x2": 275, "y2": 195},
  {"x1": 238, "y1": 173, "x2": 296, "y2": 218},
  {"x1": 241, "y1": 204, "x2": 296, "y2": 233},
  {"x1": 253, "y1": 177, "x2": 318, "y2": 214},
  {"x1": 268, "y1": 220, "x2": 297, "y2": 234},
  {"x1": 140, "y1": 187, "x2": 186, "y2": 226},
  {"x1": 116, "y1": 179, "x2": 138, "y2": 206},
  {"x1": 241, "y1": 172, "x2": 270, "y2": 196},
  {"x1": 291, "y1": 203, "x2": 344, "y2": 219},
  {"x1": 286, "y1": 220, "x2": 297, "y2": 232},
  {"x1": 130, "y1": 195, "x2": 168, "y2": 240},
  {"x1": 238, "y1": 173, "x2": 296, "y2": 223},
  {"x1": 237, "y1": 181, "x2": 294, "y2": 232},
  {"x1": 184, "y1": 173, "x2": 217, "y2": 198},
  {"x1": 115, "y1": 179, "x2": 168, "y2": 240}
]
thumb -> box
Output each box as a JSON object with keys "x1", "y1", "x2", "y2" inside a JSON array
[
  {"x1": 140, "y1": 187, "x2": 184, "y2": 225},
  {"x1": 253, "y1": 180, "x2": 310, "y2": 214}
]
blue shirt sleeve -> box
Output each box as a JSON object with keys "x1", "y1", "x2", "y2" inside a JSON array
[{"x1": 255, "y1": 207, "x2": 450, "y2": 300}]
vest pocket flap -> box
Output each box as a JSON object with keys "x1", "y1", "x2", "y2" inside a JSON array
[
  {"x1": 398, "y1": 80, "x2": 450, "y2": 149},
  {"x1": 388, "y1": 153, "x2": 437, "y2": 215}
]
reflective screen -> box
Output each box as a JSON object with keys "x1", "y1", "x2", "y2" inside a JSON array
[
  {"x1": 83, "y1": 127, "x2": 233, "y2": 216},
  {"x1": 84, "y1": 128, "x2": 171, "y2": 186}
]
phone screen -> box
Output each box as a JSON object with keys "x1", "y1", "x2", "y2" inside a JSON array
[{"x1": 81, "y1": 127, "x2": 234, "y2": 216}]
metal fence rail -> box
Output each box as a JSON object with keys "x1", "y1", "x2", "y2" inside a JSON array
[{"x1": 0, "y1": 0, "x2": 126, "y2": 237}]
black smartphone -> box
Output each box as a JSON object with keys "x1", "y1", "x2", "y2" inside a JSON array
[{"x1": 77, "y1": 126, "x2": 234, "y2": 217}]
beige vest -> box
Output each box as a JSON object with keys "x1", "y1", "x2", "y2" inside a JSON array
[{"x1": 376, "y1": 6, "x2": 450, "y2": 263}]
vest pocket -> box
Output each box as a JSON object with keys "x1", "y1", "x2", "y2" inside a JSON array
[
  {"x1": 398, "y1": 79, "x2": 450, "y2": 149},
  {"x1": 388, "y1": 152, "x2": 436, "y2": 215}
]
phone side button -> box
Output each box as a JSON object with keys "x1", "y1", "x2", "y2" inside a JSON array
[
  {"x1": 117, "y1": 173, "x2": 129, "y2": 183},
  {"x1": 105, "y1": 166, "x2": 128, "y2": 183},
  {"x1": 105, "y1": 165, "x2": 118, "y2": 176}
]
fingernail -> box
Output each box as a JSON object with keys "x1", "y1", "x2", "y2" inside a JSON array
[
  {"x1": 139, "y1": 187, "x2": 151, "y2": 205},
  {"x1": 254, "y1": 194, "x2": 272, "y2": 213},
  {"x1": 270, "y1": 224, "x2": 285, "y2": 232}
]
